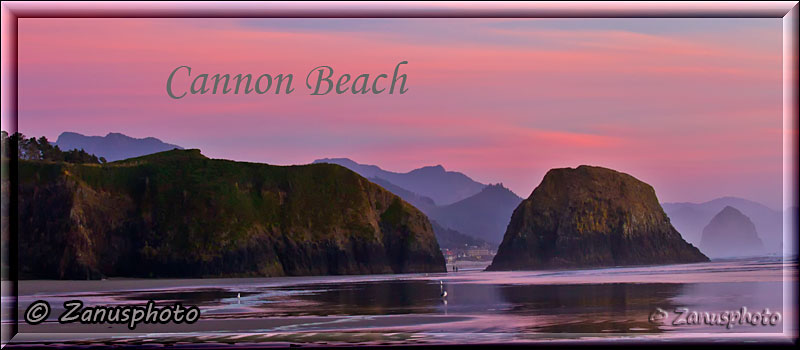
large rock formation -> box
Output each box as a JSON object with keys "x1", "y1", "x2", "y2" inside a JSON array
[
  {"x1": 14, "y1": 149, "x2": 445, "y2": 279},
  {"x1": 699, "y1": 206, "x2": 764, "y2": 258},
  {"x1": 487, "y1": 165, "x2": 708, "y2": 271}
]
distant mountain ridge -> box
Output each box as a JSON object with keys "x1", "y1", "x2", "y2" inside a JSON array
[
  {"x1": 55, "y1": 132, "x2": 183, "y2": 162},
  {"x1": 313, "y1": 158, "x2": 486, "y2": 206},
  {"x1": 313, "y1": 158, "x2": 523, "y2": 246},
  {"x1": 662, "y1": 196, "x2": 782, "y2": 255},
  {"x1": 368, "y1": 177, "x2": 437, "y2": 213},
  {"x1": 430, "y1": 184, "x2": 523, "y2": 244},
  {"x1": 361, "y1": 178, "x2": 495, "y2": 249}
]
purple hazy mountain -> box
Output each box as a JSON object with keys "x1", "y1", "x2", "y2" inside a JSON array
[
  {"x1": 429, "y1": 184, "x2": 523, "y2": 245},
  {"x1": 662, "y1": 197, "x2": 782, "y2": 255},
  {"x1": 312, "y1": 158, "x2": 485, "y2": 206},
  {"x1": 364, "y1": 178, "x2": 490, "y2": 249},
  {"x1": 313, "y1": 158, "x2": 522, "y2": 246},
  {"x1": 55, "y1": 132, "x2": 182, "y2": 162},
  {"x1": 368, "y1": 177, "x2": 437, "y2": 213},
  {"x1": 699, "y1": 206, "x2": 764, "y2": 258}
]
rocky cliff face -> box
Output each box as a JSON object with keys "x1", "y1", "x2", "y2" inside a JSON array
[
  {"x1": 487, "y1": 166, "x2": 708, "y2": 271},
  {"x1": 699, "y1": 206, "x2": 764, "y2": 258},
  {"x1": 14, "y1": 150, "x2": 445, "y2": 279}
]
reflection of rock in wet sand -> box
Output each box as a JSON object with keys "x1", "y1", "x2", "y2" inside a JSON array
[
  {"x1": 498, "y1": 283, "x2": 685, "y2": 333},
  {"x1": 673, "y1": 281, "x2": 782, "y2": 310},
  {"x1": 14, "y1": 256, "x2": 790, "y2": 345},
  {"x1": 271, "y1": 280, "x2": 444, "y2": 316},
  {"x1": 271, "y1": 280, "x2": 512, "y2": 317}
]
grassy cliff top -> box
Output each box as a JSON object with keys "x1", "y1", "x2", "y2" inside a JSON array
[
  {"x1": 18, "y1": 149, "x2": 431, "y2": 244},
  {"x1": 14, "y1": 149, "x2": 445, "y2": 277}
]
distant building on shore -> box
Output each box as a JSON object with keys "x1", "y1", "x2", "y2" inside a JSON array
[
  {"x1": 441, "y1": 249, "x2": 456, "y2": 263},
  {"x1": 466, "y1": 248, "x2": 490, "y2": 259},
  {"x1": 442, "y1": 246, "x2": 496, "y2": 262}
]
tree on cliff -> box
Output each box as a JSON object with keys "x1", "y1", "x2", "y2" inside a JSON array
[{"x1": 1, "y1": 131, "x2": 101, "y2": 164}]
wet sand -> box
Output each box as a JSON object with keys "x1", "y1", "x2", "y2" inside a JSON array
[{"x1": 6, "y1": 256, "x2": 796, "y2": 346}]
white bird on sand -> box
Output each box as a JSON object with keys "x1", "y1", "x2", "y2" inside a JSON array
[{"x1": 439, "y1": 281, "x2": 447, "y2": 299}]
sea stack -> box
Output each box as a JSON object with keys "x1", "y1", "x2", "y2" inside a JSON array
[
  {"x1": 699, "y1": 206, "x2": 764, "y2": 258},
  {"x1": 487, "y1": 165, "x2": 708, "y2": 271}
]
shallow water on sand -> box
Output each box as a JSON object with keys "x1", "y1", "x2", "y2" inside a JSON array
[{"x1": 7, "y1": 256, "x2": 796, "y2": 346}]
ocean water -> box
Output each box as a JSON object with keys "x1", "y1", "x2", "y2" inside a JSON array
[{"x1": 6, "y1": 256, "x2": 796, "y2": 346}]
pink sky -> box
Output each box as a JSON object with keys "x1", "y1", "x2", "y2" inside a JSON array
[{"x1": 14, "y1": 18, "x2": 785, "y2": 209}]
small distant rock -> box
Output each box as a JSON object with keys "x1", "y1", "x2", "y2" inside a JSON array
[{"x1": 699, "y1": 206, "x2": 764, "y2": 258}]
